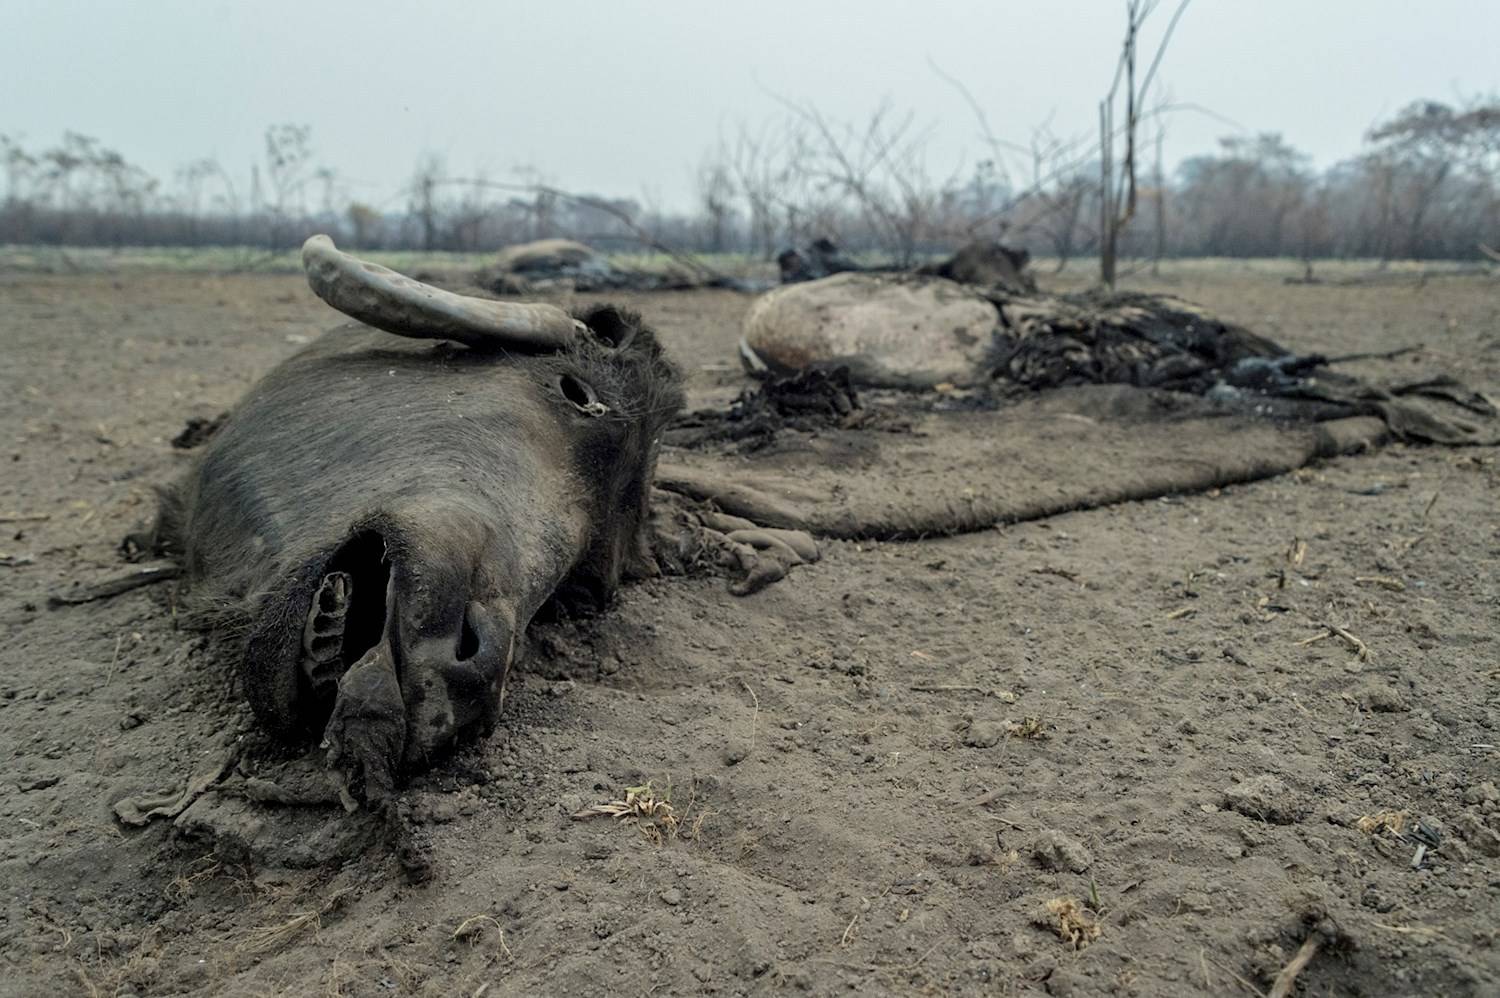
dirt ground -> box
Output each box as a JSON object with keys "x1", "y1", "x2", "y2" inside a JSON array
[{"x1": 1, "y1": 264, "x2": 1497, "y2": 997}]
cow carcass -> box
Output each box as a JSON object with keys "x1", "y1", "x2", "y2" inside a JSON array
[
  {"x1": 739, "y1": 266, "x2": 1499, "y2": 445},
  {"x1": 478, "y1": 238, "x2": 622, "y2": 293},
  {"x1": 476, "y1": 237, "x2": 758, "y2": 294},
  {"x1": 138, "y1": 236, "x2": 803, "y2": 804},
  {"x1": 777, "y1": 237, "x2": 864, "y2": 284},
  {"x1": 775, "y1": 238, "x2": 1035, "y2": 292}
]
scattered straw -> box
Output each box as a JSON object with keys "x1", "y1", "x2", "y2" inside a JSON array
[
  {"x1": 239, "y1": 889, "x2": 350, "y2": 956},
  {"x1": 164, "y1": 857, "x2": 222, "y2": 900},
  {"x1": 1329, "y1": 624, "x2": 1370, "y2": 661},
  {"x1": 1296, "y1": 624, "x2": 1370, "y2": 661},
  {"x1": 1006, "y1": 717, "x2": 1049, "y2": 740},
  {"x1": 1356, "y1": 810, "x2": 1409, "y2": 837},
  {"x1": 1032, "y1": 897, "x2": 1101, "y2": 950},
  {"x1": 573, "y1": 782, "x2": 707, "y2": 845},
  {"x1": 1268, "y1": 935, "x2": 1322, "y2": 998},
  {"x1": 453, "y1": 915, "x2": 514, "y2": 961},
  {"x1": 739, "y1": 679, "x2": 759, "y2": 754}
]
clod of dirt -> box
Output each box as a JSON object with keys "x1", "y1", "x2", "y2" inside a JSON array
[
  {"x1": 1221, "y1": 774, "x2": 1306, "y2": 825},
  {"x1": 1031, "y1": 897, "x2": 1101, "y2": 950},
  {"x1": 1030, "y1": 829, "x2": 1093, "y2": 873},
  {"x1": 173, "y1": 793, "x2": 380, "y2": 869},
  {"x1": 1463, "y1": 781, "x2": 1499, "y2": 806},
  {"x1": 962, "y1": 720, "x2": 1004, "y2": 748},
  {"x1": 1354, "y1": 683, "x2": 1409, "y2": 713},
  {"x1": 1452, "y1": 813, "x2": 1500, "y2": 858}
]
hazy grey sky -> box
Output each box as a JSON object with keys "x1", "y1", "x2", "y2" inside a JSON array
[{"x1": 3, "y1": 0, "x2": 1496, "y2": 210}]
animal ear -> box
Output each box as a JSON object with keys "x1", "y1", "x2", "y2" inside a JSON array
[
  {"x1": 559, "y1": 374, "x2": 609, "y2": 416},
  {"x1": 579, "y1": 306, "x2": 639, "y2": 350}
]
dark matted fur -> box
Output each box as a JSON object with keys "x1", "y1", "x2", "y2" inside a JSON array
[{"x1": 143, "y1": 305, "x2": 683, "y2": 781}]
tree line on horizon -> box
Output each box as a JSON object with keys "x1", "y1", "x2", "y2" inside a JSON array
[{"x1": 2, "y1": 97, "x2": 1497, "y2": 267}]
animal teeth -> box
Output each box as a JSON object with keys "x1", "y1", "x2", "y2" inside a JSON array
[{"x1": 301, "y1": 571, "x2": 352, "y2": 688}]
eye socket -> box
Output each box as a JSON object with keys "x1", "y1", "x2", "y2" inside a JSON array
[{"x1": 559, "y1": 373, "x2": 609, "y2": 416}]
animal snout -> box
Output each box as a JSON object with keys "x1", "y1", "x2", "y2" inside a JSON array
[{"x1": 393, "y1": 595, "x2": 516, "y2": 767}]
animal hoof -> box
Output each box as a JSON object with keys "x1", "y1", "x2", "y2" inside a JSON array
[{"x1": 723, "y1": 527, "x2": 819, "y2": 596}]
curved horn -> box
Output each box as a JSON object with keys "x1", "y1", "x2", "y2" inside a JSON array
[{"x1": 301, "y1": 235, "x2": 585, "y2": 351}]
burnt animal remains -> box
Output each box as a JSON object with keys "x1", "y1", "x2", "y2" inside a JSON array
[{"x1": 142, "y1": 236, "x2": 684, "y2": 802}]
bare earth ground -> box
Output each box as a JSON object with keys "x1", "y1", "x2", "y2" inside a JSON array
[{"x1": 1, "y1": 265, "x2": 1497, "y2": 997}]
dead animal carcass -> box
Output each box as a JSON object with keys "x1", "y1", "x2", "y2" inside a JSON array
[
  {"x1": 138, "y1": 237, "x2": 694, "y2": 802},
  {"x1": 738, "y1": 267, "x2": 1498, "y2": 445}
]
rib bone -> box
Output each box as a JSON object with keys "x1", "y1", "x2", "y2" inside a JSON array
[{"x1": 302, "y1": 571, "x2": 352, "y2": 690}]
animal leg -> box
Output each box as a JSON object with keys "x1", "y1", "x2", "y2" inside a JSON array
[
  {"x1": 649, "y1": 490, "x2": 819, "y2": 595},
  {"x1": 720, "y1": 528, "x2": 819, "y2": 596}
]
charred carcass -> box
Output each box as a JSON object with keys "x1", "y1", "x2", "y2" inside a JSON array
[
  {"x1": 143, "y1": 236, "x2": 685, "y2": 802},
  {"x1": 738, "y1": 269, "x2": 1498, "y2": 445}
]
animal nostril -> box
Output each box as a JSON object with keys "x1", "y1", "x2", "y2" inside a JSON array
[{"x1": 456, "y1": 610, "x2": 481, "y2": 661}]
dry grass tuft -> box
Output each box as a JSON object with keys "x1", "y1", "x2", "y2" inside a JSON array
[
  {"x1": 238, "y1": 889, "x2": 351, "y2": 957},
  {"x1": 453, "y1": 915, "x2": 514, "y2": 962},
  {"x1": 1033, "y1": 897, "x2": 1102, "y2": 950},
  {"x1": 572, "y1": 782, "x2": 712, "y2": 845},
  {"x1": 164, "y1": 856, "x2": 224, "y2": 900},
  {"x1": 67, "y1": 929, "x2": 164, "y2": 998},
  {"x1": 322, "y1": 957, "x2": 359, "y2": 998},
  {"x1": 1356, "y1": 810, "x2": 1409, "y2": 837},
  {"x1": 1006, "y1": 717, "x2": 1049, "y2": 740}
]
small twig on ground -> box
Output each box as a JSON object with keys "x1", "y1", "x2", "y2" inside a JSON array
[
  {"x1": 47, "y1": 564, "x2": 179, "y2": 607},
  {"x1": 0, "y1": 512, "x2": 51, "y2": 523},
  {"x1": 1324, "y1": 344, "x2": 1424, "y2": 365},
  {"x1": 1296, "y1": 624, "x2": 1369, "y2": 661},
  {"x1": 104, "y1": 634, "x2": 124, "y2": 688},
  {"x1": 1165, "y1": 606, "x2": 1196, "y2": 620},
  {"x1": 909, "y1": 684, "x2": 987, "y2": 693},
  {"x1": 453, "y1": 915, "x2": 514, "y2": 961},
  {"x1": 1328, "y1": 624, "x2": 1370, "y2": 661},
  {"x1": 1267, "y1": 935, "x2": 1322, "y2": 998},
  {"x1": 968, "y1": 787, "x2": 1006, "y2": 808},
  {"x1": 1372, "y1": 921, "x2": 1452, "y2": 941},
  {"x1": 840, "y1": 884, "x2": 894, "y2": 948},
  {"x1": 1354, "y1": 576, "x2": 1406, "y2": 592},
  {"x1": 840, "y1": 911, "x2": 861, "y2": 947},
  {"x1": 739, "y1": 678, "x2": 760, "y2": 754},
  {"x1": 1422, "y1": 481, "x2": 1444, "y2": 519},
  {"x1": 896, "y1": 940, "x2": 944, "y2": 972},
  {"x1": 1203, "y1": 955, "x2": 1268, "y2": 997}
]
